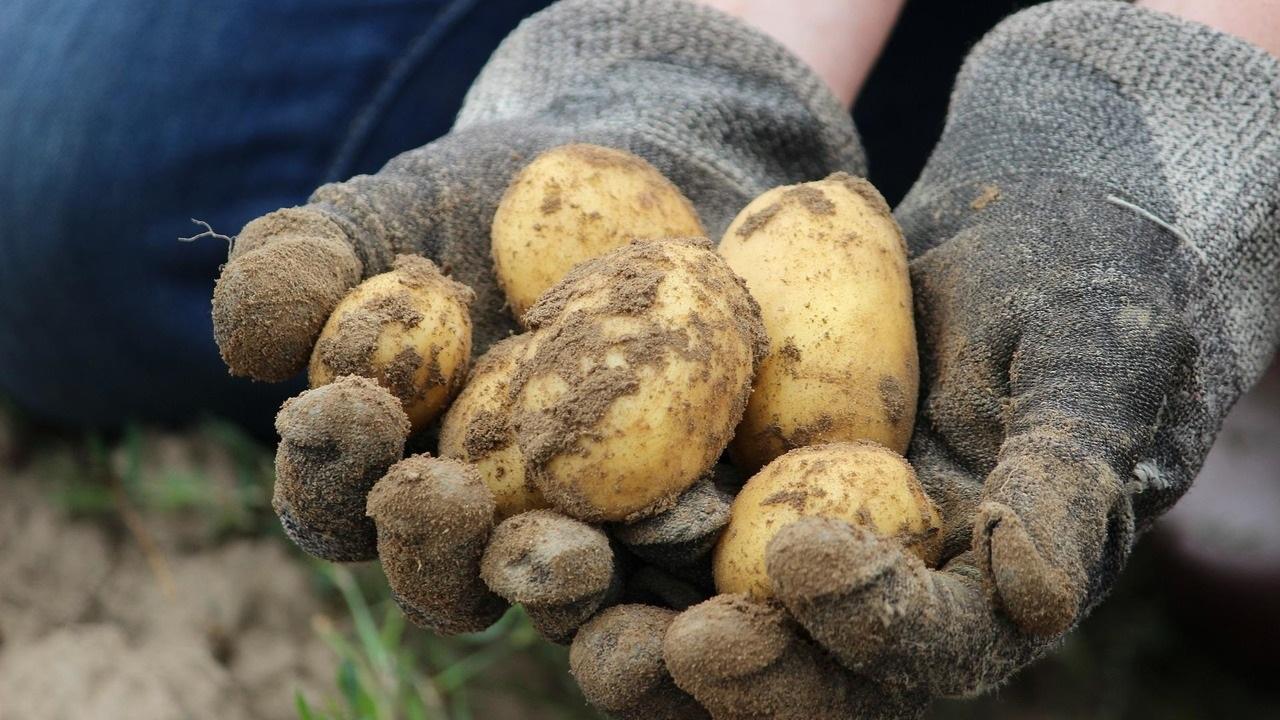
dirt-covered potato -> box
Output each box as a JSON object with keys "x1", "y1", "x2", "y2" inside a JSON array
[
  {"x1": 718, "y1": 173, "x2": 919, "y2": 472},
  {"x1": 491, "y1": 144, "x2": 705, "y2": 321},
  {"x1": 310, "y1": 255, "x2": 473, "y2": 431},
  {"x1": 510, "y1": 238, "x2": 766, "y2": 523},
  {"x1": 438, "y1": 335, "x2": 548, "y2": 520},
  {"x1": 713, "y1": 442, "x2": 942, "y2": 599}
]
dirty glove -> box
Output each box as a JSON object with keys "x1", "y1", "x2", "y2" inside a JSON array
[
  {"x1": 628, "y1": 3, "x2": 1280, "y2": 718},
  {"x1": 212, "y1": 0, "x2": 858, "y2": 381},
  {"x1": 226, "y1": 0, "x2": 861, "y2": 657}
]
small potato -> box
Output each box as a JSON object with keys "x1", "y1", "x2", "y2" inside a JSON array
[
  {"x1": 718, "y1": 173, "x2": 919, "y2": 472},
  {"x1": 438, "y1": 335, "x2": 548, "y2": 520},
  {"x1": 310, "y1": 255, "x2": 473, "y2": 431},
  {"x1": 511, "y1": 238, "x2": 766, "y2": 523},
  {"x1": 491, "y1": 144, "x2": 705, "y2": 321},
  {"x1": 713, "y1": 442, "x2": 942, "y2": 599}
]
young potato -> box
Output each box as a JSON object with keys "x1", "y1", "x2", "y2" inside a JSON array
[
  {"x1": 438, "y1": 335, "x2": 549, "y2": 520},
  {"x1": 491, "y1": 144, "x2": 705, "y2": 321},
  {"x1": 309, "y1": 255, "x2": 473, "y2": 431},
  {"x1": 718, "y1": 173, "x2": 919, "y2": 472},
  {"x1": 713, "y1": 442, "x2": 942, "y2": 599},
  {"x1": 511, "y1": 238, "x2": 767, "y2": 523}
]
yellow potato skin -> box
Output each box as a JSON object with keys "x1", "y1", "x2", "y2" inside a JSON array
[
  {"x1": 511, "y1": 238, "x2": 765, "y2": 523},
  {"x1": 713, "y1": 442, "x2": 942, "y2": 599},
  {"x1": 438, "y1": 335, "x2": 548, "y2": 520},
  {"x1": 309, "y1": 255, "x2": 473, "y2": 432},
  {"x1": 718, "y1": 173, "x2": 919, "y2": 472},
  {"x1": 491, "y1": 144, "x2": 705, "y2": 322}
]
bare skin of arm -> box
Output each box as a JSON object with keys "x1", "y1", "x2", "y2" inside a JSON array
[
  {"x1": 1139, "y1": 0, "x2": 1280, "y2": 57},
  {"x1": 704, "y1": 1, "x2": 1280, "y2": 108},
  {"x1": 697, "y1": 0, "x2": 906, "y2": 108}
]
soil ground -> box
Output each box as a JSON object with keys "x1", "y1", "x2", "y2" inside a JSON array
[
  {"x1": 0, "y1": 412, "x2": 595, "y2": 720},
  {"x1": 0, "y1": 421, "x2": 333, "y2": 720},
  {"x1": 1, "y1": 403, "x2": 1276, "y2": 719}
]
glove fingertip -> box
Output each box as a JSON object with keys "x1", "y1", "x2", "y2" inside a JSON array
[
  {"x1": 571, "y1": 605, "x2": 708, "y2": 720},
  {"x1": 367, "y1": 455, "x2": 506, "y2": 634},
  {"x1": 272, "y1": 376, "x2": 408, "y2": 562},
  {"x1": 976, "y1": 500, "x2": 1079, "y2": 637},
  {"x1": 213, "y1": 208, "x2": 361, "y2": 381}
]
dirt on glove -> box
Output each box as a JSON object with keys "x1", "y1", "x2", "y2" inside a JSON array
[
  {"x1": 212, "y1": 207, "x2": 363, "y2": 382},
  {"x1": 613, "y1": 476, "x2": 732, "y2": 562},
  {"x1": 273, "y1": 375, "x2": 409, "y2": 561},
  {"x1": 570, "y1": 605, "x2": 708, "y2": 720},
  {"x1": 366, "y1": 454, "x2": 506, "y2": 634},
  {"x1": 481, "y1": 509, "x2": 618, "y2": 642}
]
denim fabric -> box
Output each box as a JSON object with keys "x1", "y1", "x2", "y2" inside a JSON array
[{"x1": 0, "y1": 0, "x2": 551, "y2": 431}]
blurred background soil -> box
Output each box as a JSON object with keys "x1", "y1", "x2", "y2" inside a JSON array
[{"x1": 1, "y1": 399, "x2": 1276, "y2": 720}]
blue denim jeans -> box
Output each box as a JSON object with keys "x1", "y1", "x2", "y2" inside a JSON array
[{"x1": 0, "y1": 0, "x2": 552, "y2": 431}]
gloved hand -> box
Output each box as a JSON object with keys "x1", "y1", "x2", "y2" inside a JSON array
[
  {"x1": 215, "y1": 0, "x2": 860, "y2": 655},
  {"x1": 574, "y1": 2, "x2": 1280, "y2": 718},
  {"x1": 212, "y1": 0, "x2": 858, "y2": 381}
]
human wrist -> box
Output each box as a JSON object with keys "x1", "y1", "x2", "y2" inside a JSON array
[
  {"x1": 1138, "y1": 0, "x2": 1280, "y2": 58},
  {"x1": 695, "y1": 0, "x2": 903, "y2": 107}
]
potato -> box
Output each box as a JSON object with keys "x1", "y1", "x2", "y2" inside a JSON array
[
  {"x1": 718, "y1": 173, "x2": 919, "y2": 472},
  {"x1": 510, "y1": 238, "x2": 766, "y2": 523},
  {"x1": 713, "y1": 442, "x2": 942, "y2": 599},
  {"x1": 491, "y1": 144, "x2": 705, "y2": 321},
  {"x1": 438, "y1": 334, "x2": 548, "y2": 520},
  {"x1": 309, "y1": 255, "x2": 473, "y2": 431}
]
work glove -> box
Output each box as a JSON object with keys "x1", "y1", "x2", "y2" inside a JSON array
[
  {"x1": 576, "y1": 2, "x2": 1280, "y2": 718},
  {"x1": 212, "y1": 0, "x2": 859, "y2": 658}
]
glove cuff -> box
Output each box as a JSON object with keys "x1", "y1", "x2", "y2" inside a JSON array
[{"x1": 973, "y1": 1, "x2": 1280, "y2": 244}]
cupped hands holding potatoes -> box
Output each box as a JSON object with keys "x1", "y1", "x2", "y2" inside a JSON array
[
  {"x1": 256, "y1": 145, "x2": 771, "y2": 646},
  {"x1": 215, "y1": 139, "x2": 949, "y2": 717},
  {"x1": 208, "y1": 2, "x2": 1278, "y2": 717},
  {"x1": 213, "y1": 132, "x2": 1246, "y2": 718}
]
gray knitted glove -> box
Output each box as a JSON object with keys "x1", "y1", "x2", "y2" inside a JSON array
[
  {"x1": 654, "y1": 2, "x2": 1280, "y2": 718},
  {"x1": 211, "y1": 0, "x2": 860, "y2": 694}
]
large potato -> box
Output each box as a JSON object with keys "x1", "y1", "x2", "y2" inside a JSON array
[
  {"x1": 510, "y1": 238, "x2": 766, "y2": 523},
  {"x1": 309, "y1": 255, "x2": 473, "y2": 431},
  {"x1": 491, "y1": 144, "x2": 705, "y2": 321},
  {"x1": 718, "y1": 173, "x2": 919, "y2": 472},
  {"x1": 713, "y1": 442, "x2": 942, "y2": 599},
  {"x1": 438, "y1": 335, "x2": 548, "y2": 520}
]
